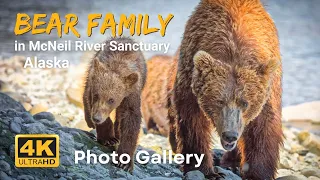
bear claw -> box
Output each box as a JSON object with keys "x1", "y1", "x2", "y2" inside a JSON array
[
  {"x1": 116, "y1": 162, "x2": 132, "y2": 172},
  {"x1": 97, "y1": 137, "x2": 119, "y2": 147},
  {"x1": 102, "y1": 137, "x2": 119, "y2": 146},
  {"x1": 206, "y1": 167, "x2": 226, "y2": 180}
]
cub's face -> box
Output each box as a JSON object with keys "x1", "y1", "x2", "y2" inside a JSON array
[
  {"x1": 89, "y1": 58, "x2": 138, "y2": 125},
  {"x1": 191, "y1": 51, "x2": 278, "y2": 151},
  {"x1": 90, "y1": 74, "x2": 126, "y2": 125}
]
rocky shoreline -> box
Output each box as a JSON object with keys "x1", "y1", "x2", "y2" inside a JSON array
[{"x1": 0, "y1": 56, "x2": 320, "y2": 179}]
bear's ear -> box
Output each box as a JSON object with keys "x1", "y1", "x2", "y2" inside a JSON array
[
  {"x1": 124, "y1": 73, "x2": 139, "y2": 87},
  {"x1": 193, "y1": 50, "x2": 213, "y2": 69},
  {"x1": 258, "y1": 59, "x2": 280, "y2": 75},
  {"x1": 92, "y1": 58, "x2": 104, "y2": 70},
  {"x1": 193, "y1": 50, "x2": 225, "y2": 70}
]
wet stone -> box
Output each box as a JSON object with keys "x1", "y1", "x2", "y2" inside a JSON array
[{"x1": 9, "y1": 121, "x2": 21, "y2": 133}]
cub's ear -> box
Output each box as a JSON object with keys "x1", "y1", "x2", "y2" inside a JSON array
[
  {"x1": 124, "y1": 73, "x2": 139, "y2": 87},
  {"x1": 92, "y1": 58, "x2": 104, "y2": 70},
  {"x1": 258, "y1": 59, "x2": 281, "y2": 75}
]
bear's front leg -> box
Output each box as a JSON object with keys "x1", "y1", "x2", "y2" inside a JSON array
[
  {"x1": 96, "y1": 118, "x2": 119, "y2": 147},
  {"x1": 220, "y1": 146, "x2": 241, "y2": 172},
  {"x1": 239, "y1": 102, "x2": 283, "y2": 180},
  {"x1": 175, "y1": 100, "x2": 218, "y2": 177},
  {"x1": 115, "y1": 93, "x2": 141, "y2": 172}
]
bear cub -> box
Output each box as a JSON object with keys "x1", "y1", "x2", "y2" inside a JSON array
[{"x1": 83, "y1": 37, "x2": 146, "y2": 171}]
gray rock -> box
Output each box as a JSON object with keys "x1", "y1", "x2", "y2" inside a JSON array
[
  {"x1": 70, "y1": 131, "x2": 82, "y2": 140},
  {"x1": 214, "y1": 166, "x2": 241, "y2": 180},
  {"x1": 276, "y1": 175, "x2": 308, "y2": 180},
  {"x1": 147, "y1": 165, "x2": 160, "y2": 170},
  {"x1": 60, "y1": 155, "x2": 73, "y2": 166},
  {"x1": 58, "y1": 177, "x2": 67, "y2": 180},
  {"x1": 20, "y1": 112, "x2": 35, "y2": 123},
  {"x1": 4, "y1": 109, "x2": 19, "y2": 118},
  {"x1": 0, "y1": 150, "x2": 6, "y2": 156},
  {"x1": 74, "y1": 142, "x2": 85, "y2": 150},
  {"x1": 17, "y1": 175, "x2": 35, "y2": 180},
  {"x1": 39, "y1": 119, "x2": 61, "y2": 128},
  {"x1": 0, "y1": 93, "x2": 25, "y2": 112},
  {"x1": 53, "y1": 173, "x2": 60, "y2": 178},
  {"x1": 0, "y1": 160, "x2": 11, "y2": 172},
  {"x1": 6, "y1": 170, "x2": 12, "y2": 176},
  {"x1": 9, "y1": 145, "x2": 14, "y2": 159},
  {"x1": 301, "y1": 168, "x2": 320, "y2": 178},
  {"x1": 55, "y1": 165, "x2": 67, "y2": 173},
  {"x1": 33, "y1": 112, "x2": 55, "y2": 121},
  {"x1": 13, "y1": 117, "x2": 23, "y2": 124},
  {"x1": 279, "y1": 158, "x2": 293, "y2": 169},
  {"x1": 9, "y1": 121, "x2": 21, "y2": 133},
  {"x1": 0, "y1": 171, "x2": 12, "y2": 180},
  {"x1": 142, "y1": 177, "x2": 181, "y2": 180},
  {"x1": 116, "y1": 170, "x2": 129, "y2": 178},
  {"x1": 184, "y1": 170, "x2": 205, "y2": 180},
  {"x1": 132, "y1": 165, "x2": 148, "y2": 179},
  {"x1": 171, "y1": 168, "x2": 183, "y2": 177},
  {"x1": 22, "y1": 123, "x2": 46, "y2": 134},
  {"x1": 1, "y1": 118, "x2": 10, "y2": 126},
  {"x1": 0, "y1": 130, "x2": 5, "y2": 136},
  {"x1": 308, "y1": 176, "x2": 320, "y2": 180},
  {"x1": 305, "y1": 152, "x2": 318, "y2": 163},
  {"x1": 0, "y1": 106, "x2": 190, "y2": 180}
]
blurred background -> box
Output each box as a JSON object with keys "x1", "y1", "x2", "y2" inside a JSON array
[{"x1": 0, "y1": 1, "x2": 319, "y2": 178}]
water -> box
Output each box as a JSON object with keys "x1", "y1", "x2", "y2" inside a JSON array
[{"x1": 0, "y1": 0, "x2": 319, "y2": 106}]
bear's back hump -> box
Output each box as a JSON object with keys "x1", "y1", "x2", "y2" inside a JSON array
[{"x1": 183, "y1": 0, "x2": 280, "y2": 65}]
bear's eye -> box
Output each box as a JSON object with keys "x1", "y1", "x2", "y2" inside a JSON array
[
  {"x1": 108, "y1": 98, "x2": 114, "y2": 105},
  {"x1": 240, "y1": 99, "x2": 248, "y2": 109},
  {"x1": 216, "y1": 100, "x2": 224, "y2": 107}
]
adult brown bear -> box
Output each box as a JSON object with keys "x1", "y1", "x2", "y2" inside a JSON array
[{"x1": 170, "y1": 0, "x2": 283, "y2": 179}]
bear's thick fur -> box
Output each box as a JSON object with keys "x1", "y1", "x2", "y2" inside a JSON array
[
  {"x1": 141, "y1": 51, "x2": 179, "y2": 136},
  {"x1": 170, "y1": 0, "x2": 283, "y2": 179},
  {"x1": 83, "y1": 37, "x2": 146, "y2": 171},
  {"x1": 141, "y1": 55, "x2": 172, "y2": 136}
]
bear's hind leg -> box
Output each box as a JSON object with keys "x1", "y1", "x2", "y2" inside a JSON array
[
  {"x1": 168, "y1": 102, "x2": 177, "y2": 153},
  {"x1": 238, "y1": 102, "x2": 283, "y2": 180},
  {"x1": 168, "y1": 122, "x2": 177, "y2": 153}
]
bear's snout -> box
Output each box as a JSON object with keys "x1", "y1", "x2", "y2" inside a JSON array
[
  {"x1": 93, "y1": 114, "x2": 103, "y2": 124},
  {"x1": 222, "y1": 131, "x2": 238, "y2": 143},
  {"x1": 221, "y1": 131, "x2": 238, "y2": 151}
]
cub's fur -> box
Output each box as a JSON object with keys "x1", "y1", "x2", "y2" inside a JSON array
[{"x1": 83, "y1": 37, "x2": 146, "y2": 172}]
